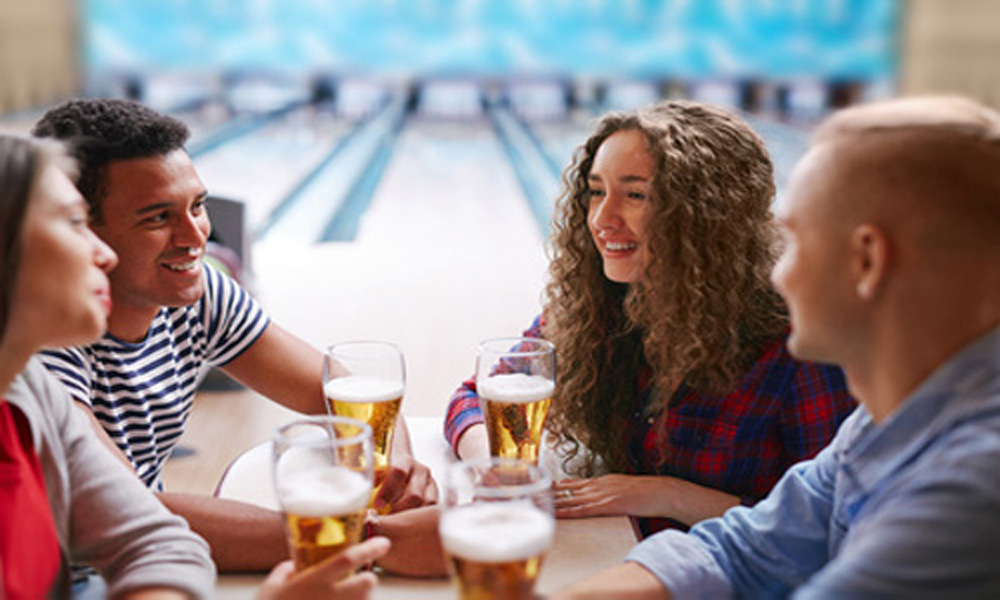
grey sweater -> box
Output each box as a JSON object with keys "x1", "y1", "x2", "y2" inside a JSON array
[{"x1": 6, "y1": 357, "x2": 215, "y2": 599}]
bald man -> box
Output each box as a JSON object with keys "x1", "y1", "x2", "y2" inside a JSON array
[{"x1": 551, "y1": 96, "x2": 1000, "y2": 599}]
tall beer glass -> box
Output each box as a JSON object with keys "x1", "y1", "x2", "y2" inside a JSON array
[
  {"x1": 323, "y1": 341, "x2": 405, "y2": 512},
  {"x1": 440, "y1": 458, "x2": 555, "y2": 600},
  {"x1": 273, "y1": 416, "x2": 373, "y2": 571},
  {"x1": 476, "y1": 338, "x2": 556, "y2": 464}
]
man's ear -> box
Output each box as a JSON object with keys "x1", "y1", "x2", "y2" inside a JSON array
[{"x1": 851, "y1": 223, "x2": 889, "y2": 301}]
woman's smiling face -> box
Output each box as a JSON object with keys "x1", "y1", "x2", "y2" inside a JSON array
[{"x1": 587, "y1": 129, "x2": 655, "y2": 284}]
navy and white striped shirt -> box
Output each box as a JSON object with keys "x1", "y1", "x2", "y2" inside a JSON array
[{"x1": 40, "y1": 264, "x2": 269, "y2": 490}]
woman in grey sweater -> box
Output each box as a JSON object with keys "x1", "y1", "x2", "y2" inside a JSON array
[
  {"x1": 0, "y1": 132, "x2": 390, "y2": 600},
  {"x1": 0, "y1": 133, "x2": 216, "y2": 599}
]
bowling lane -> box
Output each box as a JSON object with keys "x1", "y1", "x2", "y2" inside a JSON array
[
  {"x1": 525, "y1": 110, "x2": 596, "y2": 175},
  {"x1": 192, "y1": 106, "x2": 358, "y2": 234},
  {"x1": 253, "y1": 117, "x2": 549, "y2": 417},
  {"x1": 742, "y1": 115, "x2": 811, "y2": 196}
]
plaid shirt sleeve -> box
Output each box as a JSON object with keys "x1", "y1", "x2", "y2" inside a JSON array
[{"x1": 443, "y1": 315, "x2": 545, "y2": 453}]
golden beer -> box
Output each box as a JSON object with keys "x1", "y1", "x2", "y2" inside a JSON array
[
  {"x1": 479, "y1": 374, "x2": 554, "y2": 464},
  {"x1": 276, "y1": 461, "x2": 371, "y2": 571},
  {"x1": 284, "y1": 511, "x2": 366, "y2": 571},
  {"x1": 441, "y1": 502, "x2": 555, "y2": 600},
  {"x1": 324, "y1": 376, "x2": 403, "y2": 507}
]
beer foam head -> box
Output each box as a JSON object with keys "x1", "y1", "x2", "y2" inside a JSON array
[
  {"x1": 276, "y1": 453, "x2": 371, "y2": 517},
  {"x1": 440, "y1": 501, "x2": 555, "y2": 563},
  {"x1": 324, "y1": 375, "x2": 404, "y2": 403},
  {"x1": 478, "y1": 373, "x2": 554, "y2": 404}
]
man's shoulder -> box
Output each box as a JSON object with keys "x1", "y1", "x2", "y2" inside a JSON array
[{"x1": 200, "y1": 261, "x2": 252, "y2": 303}]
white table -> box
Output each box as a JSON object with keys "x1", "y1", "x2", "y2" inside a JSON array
[{"x1": 214, "y1": 416, "x2": 637, "y2": 598}]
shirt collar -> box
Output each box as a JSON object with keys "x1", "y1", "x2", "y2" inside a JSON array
[{"x1": 842, "y1": 324, "x2": 1000, "y2": 491}]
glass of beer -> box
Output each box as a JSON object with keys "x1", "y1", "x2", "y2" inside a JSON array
[
  {"x1": 272, "y1": 415, "x2": 373, "y2": 572},
  {"x1": 476, "y1": 338, "x2": 556, "y2": 464},
  {"x1": 323, "y1": 341, "x2": 405, "y2": 513},
  {"x1": 440, "y1": 458, "x2": 555, "y2": 600}
]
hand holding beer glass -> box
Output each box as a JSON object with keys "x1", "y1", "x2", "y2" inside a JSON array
[
  {"x1": 324, "y1": 341, "x2": 405, "y2": 513},
  {"x1": 440, "y1": 458, "x2": 555, "y2": 600},
  {"x1": 272, "y1": 416, "x2": 374, "y2": 572},
  {"x1": 477, "y1": 338, "x2": 556, "y2": 465}
]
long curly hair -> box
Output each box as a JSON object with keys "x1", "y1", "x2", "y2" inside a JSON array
[{"x1": 543, "y1": 100, "x2": 787, "y2": 476}]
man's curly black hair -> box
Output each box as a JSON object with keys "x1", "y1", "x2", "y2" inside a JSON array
[{"x1": 32, "y1": 98, "x2": 190, "y2": 223}]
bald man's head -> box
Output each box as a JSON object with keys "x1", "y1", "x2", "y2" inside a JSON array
[
  {"x1": 810, "y1": 96, "x2": 1000, "y2": 255},
  {"x1": 772, "y1": 96, "x2": 1000, "y2": 379}
]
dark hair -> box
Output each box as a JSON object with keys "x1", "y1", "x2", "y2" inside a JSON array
[
  {"x1": 0, "y1": 136, "x2": 67, "y2": 342},
  {"x1": 32, "y1": 98, "x2": 190, "y2": 223}
]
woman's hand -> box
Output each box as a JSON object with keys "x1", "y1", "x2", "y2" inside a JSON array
[
  {"x1": 257, "y1": 537, "x2": 390, "y2": 600},
  {"x1": 553, "y1": 474, "x2": 740, "y2": 524},
  {"x1": 554, "y1": 475, "x2": 675, "y2": 518}
]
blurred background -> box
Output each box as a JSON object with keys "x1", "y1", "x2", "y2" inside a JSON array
[{"x1": 0, "y1": 1, "x2": 995, "y2": 436}]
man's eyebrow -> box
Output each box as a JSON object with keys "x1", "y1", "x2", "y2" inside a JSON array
[
  {"x1": 136, "y1": 202, "x2": 172, "y2": 216},
  {"x1": 134, "y1": 191, "x2": 209, "y2": 216}
]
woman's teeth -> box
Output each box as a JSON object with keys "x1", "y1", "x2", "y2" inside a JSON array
[{"x1": 606, "y1": 242, "x2": 637, "y2": 251}]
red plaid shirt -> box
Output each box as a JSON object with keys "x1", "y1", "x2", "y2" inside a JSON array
[{"x1": 444, "y1": 315, "x2": 856, "y2": 537}]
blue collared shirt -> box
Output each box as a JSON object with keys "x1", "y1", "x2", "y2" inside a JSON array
[{"x1": 628, "y1": 325, "x2": 1000, "y2": 599}]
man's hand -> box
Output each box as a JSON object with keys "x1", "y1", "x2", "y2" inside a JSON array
[
  {"x1": 374, "y1": 506, "x2": 448, "y2": 577},
  {"x1": 549, "y1": 562, "x2": 672, "y2": 600},
  {"x1": 375, "y1": 452, "x2": 438, "y2": 512},
  {"x1": 375, "y1": 415, "x2": 439, "y2": 512},
  {"x1": 257, "y1": 537, "x2": 391, "y2": 600}
]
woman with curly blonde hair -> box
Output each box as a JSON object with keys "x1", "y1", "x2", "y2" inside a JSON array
[{"x1": 445, "y1": 100, "x2": 855, "y2": 536}]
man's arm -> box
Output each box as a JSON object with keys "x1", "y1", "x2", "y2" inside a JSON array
[
  {"x1": 157, "y1": 493, "x2": 289, "y2": 571},
  {"x1": 220, "y1": 323, "x2": 326, "y2": 415},
  {"x1": 222, "y1": 323, "x2": 437, "y2": 508},
  {"x1": 550, "y1": 563, "x2": 671, "y2": 600}
]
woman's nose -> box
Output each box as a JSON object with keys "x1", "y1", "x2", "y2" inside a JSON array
[
  {"x1": 590, "y1": 193, "x2": 622, "y2": 230},
  {"x1": 90, "y1": 229, "x2": 118, "y2": 272}
]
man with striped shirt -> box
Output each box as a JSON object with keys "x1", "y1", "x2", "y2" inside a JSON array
[{"x1": 33, "y1": 98, "x2": 444, "y2": 578}]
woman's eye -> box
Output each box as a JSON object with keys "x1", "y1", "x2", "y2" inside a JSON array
[
  {"x1": 627, "y1": 191, "x2": 647, "y2": 200},
  {"x1": 588, "y1": 188, "x2": 605, "y2": 199}
]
